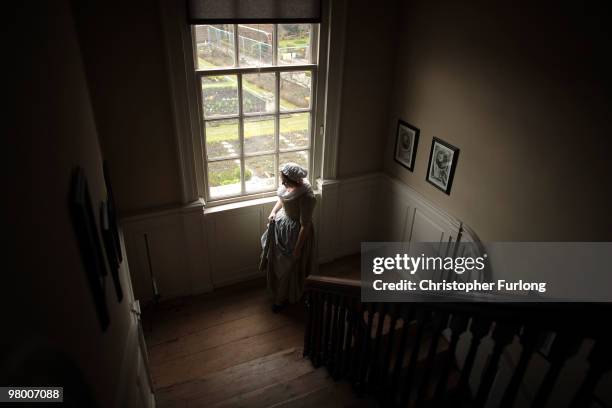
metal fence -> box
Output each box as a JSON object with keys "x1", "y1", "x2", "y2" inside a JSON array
[{"x1": 197, "y1": 25, "x2": 308, "y2": 65}]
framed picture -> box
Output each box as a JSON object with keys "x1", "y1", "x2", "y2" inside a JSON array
[
  {"x1": 69, "y1": 167, "x2": 110, "y2": 331},
  {"x1": 426, "y1": 137, "x2": 460, "y2": 195},
  {"x1": 394, "y1": 120, "x2": 420, "y2": 171},
  {"x1": 103, "y1": 161, "x2": 122, "y2": 263},
  {"x1": 101, "y1": 201, "x2": 123, "y2": 302}
]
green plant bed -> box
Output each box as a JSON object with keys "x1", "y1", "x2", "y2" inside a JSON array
[
  {"x1": 209, "y1": 166, "x2": 252, "y2": 187},
  {"x1": 206, "y1": 113, "x2": 309, "y2": 142}
]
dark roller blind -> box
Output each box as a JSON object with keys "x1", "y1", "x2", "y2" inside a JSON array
[{"x1": 187, "y1": 0, "x2": 321, "y2": 24}]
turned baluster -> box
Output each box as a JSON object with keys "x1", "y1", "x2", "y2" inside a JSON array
[
  {"x1": 569, "y1": 338, "x2": 612, "y2": 408},
  {"x1": 432, "y1": 312, "x2": 469, "y2": 405},
  {"x1": 414, "y1": 311, "x2": 450, "y2": 406},
  {"x1": 398, "y1": 308, "x2": 431, "y2": 406},
  {"x1": 378, "y1": 303, "x2": 400, "y2": 392},
  {"x1": 530, "y1": 333, "x2": 581, "y2": 408},
  {"x1": 356, "y1": 302, "x2": 377, "y2": 391},
  {"x1": 311, "y1": 291, "x2": 323, "y2": 367},
  {"x1": 332, "y1": 295, "x2": 347, "y2": 379},
  {"x1": 321, "y1": 292, "x2": 334, "y2": 366},
  {"x1": 452, "y1": 317, "x2": 492, "y2": 407},
  {"x1": 349, "y1": 302, "x2": 366, "y2": 385},
  {"x1": 303, "y1": 290, "x2": 314, "y2": 358},
  {"x1": 499, "y1": 325, "x2": 540, "y2": 408},
  {"x1": 342, "y1": 297, "x2": 357, "y2": 379},
  {"x1": 474, "y1": 323, "x2": 518, "y2": 408},
  {"x1": 368, "y1": 302, "x2": 389, "y2": 392}
]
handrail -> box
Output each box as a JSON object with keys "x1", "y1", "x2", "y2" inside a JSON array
[
  {"x1": 305, "y1": 275, "x2": 610, "y2": 334},
  {"x1": 305, "y1": 275, "x2": 360, "y2": 291}
]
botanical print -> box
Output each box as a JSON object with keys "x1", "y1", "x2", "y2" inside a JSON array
[
  {"x1": 429, "y1": 143, "x2": 453, "y2": 189},
  {"x1": 394, "y1": 120, "x2": 419, "y2": 171},
  {"x1": 427, "y1": 138, "x2": 459, "y2": 194}
]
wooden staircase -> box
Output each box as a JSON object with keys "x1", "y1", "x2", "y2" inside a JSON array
[
  {"x1": 303, "y1": 275, "x2": 612, "y2": 408},
  {"x1": 156, "y1": 347, "x2": 377, "y2": 407},
  {"x1": 148, "y1": 278, "x2": 378, "y2": 408}
]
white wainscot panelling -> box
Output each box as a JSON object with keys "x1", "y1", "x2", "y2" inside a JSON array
[
  {"x1": 316, "y1": 180, "x2": 340, "y2": 263},
  {"x1": 335, "y1": 174, "x2": 378, "y2": 257},
  {"x1": 121, "y1": 195, "x2": 319, "y2": 303},
  {"x1": 371, "y1": 181, "x2": 409, "y2": 242},
  {"x1": 376, "y1": 174, "x2": 461, "y2": 257},
  {"x1": 206, "y1": 205, "x2": 264, "y2": 287},
  {"x1": 410, "y1": 209, "x2": 446, "y2": 242},
  {"x1": 122, "y1": 202, "x2": 211, "y2": 304}
]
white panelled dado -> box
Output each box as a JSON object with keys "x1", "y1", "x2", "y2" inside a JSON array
[
  {"x1": 121, "y1": 173, "x2": 478, "y2": 304},
  {"x1": 373, "y1": 174, "x2": 462, "y2": 257},
  {"x1": 112, "y1": 232, "x2": 155, "y2": 407},
  {"x1": 122, "y1": 201, "x2": 212, "y2": 303},
  {"x1": 316, "y1": 174, "x2": 379, "y2": 262},
  {"x1": 205, "y1": 204, "x2": 265, "y2": 287},
  {"x1": 122, "y1": 195, "x2": 317, "y2": 304}
]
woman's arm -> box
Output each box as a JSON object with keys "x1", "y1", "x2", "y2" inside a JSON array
[
  {"x1": 268, "y1": 198, "x2": 283, "y2": 221},
  {"x1": 293, "y1": 223, "x2": 310, "y2": 258},
  {"x1": 293, "y1": 195, "x2": 315, "y2": 258}
]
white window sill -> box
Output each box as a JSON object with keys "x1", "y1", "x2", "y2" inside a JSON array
[
  {"x1": 202, "y1": 185, "x2": 322, "y2": 215},
  {"x1": 203, "y1": 195, "x2": 279, "y2": 215},
  {"x1": 121, "y1": 186, "x2": 323, "y2": 224}
]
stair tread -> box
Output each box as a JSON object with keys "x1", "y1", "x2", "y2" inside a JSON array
[
  {"x1": 156, "y1": 347, "x2": 315, "y2": 407},
  {"x1": 156, "y1": 346, "x2": 372, "y2": 408},
  {"x1": 269, "y1": 380, "x2": 378, "y2": 408},
  {"x1": 209, "y1": 367, "x2": 332, "y2": 408}
]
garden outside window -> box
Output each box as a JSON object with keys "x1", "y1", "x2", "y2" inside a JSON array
[{"x1": 193, "y1": 23, "x2": 318, "y2": 201}]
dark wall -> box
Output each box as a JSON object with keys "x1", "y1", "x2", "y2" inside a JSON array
[
  {"x1": 384, "y1": 0, "x2": 612, "y2": 240},
  {"x1": 74, "y1": 0, "x2": 183, "y2": 214},
  {"x1": 4, "y1": 2, "x2": 138, "y2": 405},
  {"x1": 336, "y1": 0, "x2": 400, "y2": 177}
]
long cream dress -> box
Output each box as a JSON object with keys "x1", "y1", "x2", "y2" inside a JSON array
[{"x1": 261, "y1": 183, "x2": 317, "y2": 304}]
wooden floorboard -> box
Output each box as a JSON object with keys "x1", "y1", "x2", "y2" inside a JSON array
[
  {"x1": 156, "y1": 348, "x2": 316, "y2": 408},
  {"x1": 146, "y1": 256, "x2": 363, "y2": 407}
]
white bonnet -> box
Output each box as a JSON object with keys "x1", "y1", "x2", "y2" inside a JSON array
[{"x1": 280, "y1": 162, "x2": 307, "y2": 182}]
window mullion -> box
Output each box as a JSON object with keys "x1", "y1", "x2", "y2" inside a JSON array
[
  {"x1": 275, "y1": 69, "x2": 280, "y2": 190},
  {"x1": 238, "y1": 73, "x2": 246, "y2": 195},
  {"x1": 233, "y1": 24, "x2": 239, "y2": 67},
  {"x1": 309, "y1": 24, "x2": 317, "y2": 64},
  {"x1": 272, "y1": 25, "x2": 278, "y2": 67}
]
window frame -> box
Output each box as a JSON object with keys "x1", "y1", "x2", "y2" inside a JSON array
[{"x1": 192, "y1": 23, "x2": 319, "y2": 204}]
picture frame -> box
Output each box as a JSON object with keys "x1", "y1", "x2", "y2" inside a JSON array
[
  {"x1": 426, "y1": 137, "x2": 460, "y2": 195},
  {"x1": 394, "y1": 120, "x2": 420, "y2": 171},
  {"x1": 69, "y1": 167, "x2": 110, "y2": 331},
  {"x1": 101, "y1": 200, "x2": 123, "y2": 302},
  {"x1": 103, "y1": 161, "x2": 122, "y2": 263}
]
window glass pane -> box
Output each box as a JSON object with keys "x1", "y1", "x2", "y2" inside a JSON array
[
  {"x1": 202, "y1": 75, "x2": 238, "y2": 118},
  {"x1": 245, "y1": 155, "x2": 276, "y2": 193},
  {"x1": 279, "y1": 150, "x2": 309, "y2": 182},
  {"x1": 208, "y1": 159, "x2": 242, "y2": 198},
  {"x1": 280, "y1": 71, "x2": 311, "y2": 111},
  {"x1": 195, "y1": 25, "x2": 235, "y2": 69},
  {"x1": 205, "y1": 119, "x2": 239, "y2": 160},
  {"x1": 279, "y1": 113, "x2": 309, "y2": 151},
  {"x1": 278, "y1": 24, "x2": 311, "y2": 65},
  {"x1": 238, "y1": 24, "x2": 273, "y2": 67},
  {"x1": 242, "y1": 73, "x2": 275, "y2": 114},
  {"x1": 244, "y1": 116, "x2": 275, "y2": 155}
]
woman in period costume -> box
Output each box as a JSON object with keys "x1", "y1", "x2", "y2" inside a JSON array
[{"x1": 260, "y1": 163, "x2": 317, "y2": 312}]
